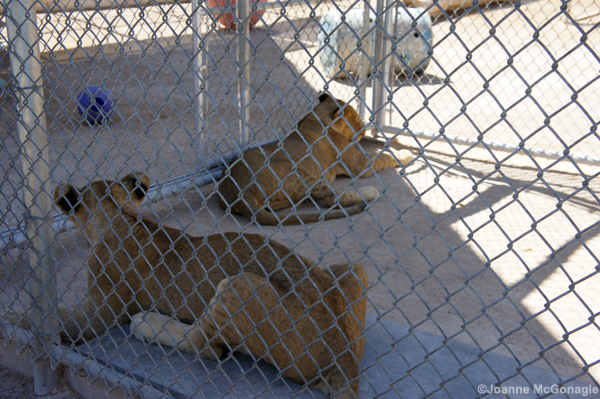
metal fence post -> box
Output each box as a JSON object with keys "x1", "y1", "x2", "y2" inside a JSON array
[
  {"x1": 4, "y1": 0, "x2": 59, "y2": 394},
  {"x1": 372, "y1": 0, "x2": 395, "y2": 130},
  {"x1": 357, "y1": 3, "x2": 372, "y2": 120},
  {"x1": 193, "y1": 0, "x2": 208, "y2": 162},
  {"x1": 238, "y1": 0, "x2": 251, "y2": 148},
  {"x1": 372, "y1": 0, "x2": 384, "y2": 127},
  {"x1": 377, "y1": 0, "x2": 395, "y2": 129}
]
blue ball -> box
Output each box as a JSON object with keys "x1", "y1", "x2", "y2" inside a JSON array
[{"x1": 77, "y1": 85, "x2": 114, "y2": 124}]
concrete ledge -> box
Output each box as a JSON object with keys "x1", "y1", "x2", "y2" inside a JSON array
[
  {"x1": 2, "y1": 315, "x2": 595, "y2": 398},
  {"x1": 75, "y1": 314, "x2": 595, "y2": 398}
]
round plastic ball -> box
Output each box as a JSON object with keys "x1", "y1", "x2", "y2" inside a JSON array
[{"x1": 77, "y1": 85, "x2": 114, "y2": 125}]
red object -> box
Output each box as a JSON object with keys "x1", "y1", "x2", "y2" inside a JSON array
[{"x1": 206, "y1": 0, "x2": 266, "y2": 29}]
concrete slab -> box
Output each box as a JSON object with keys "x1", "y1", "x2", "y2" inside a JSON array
[{"x1": 76, "y1": 314, "x2": 596, "y2": 398}]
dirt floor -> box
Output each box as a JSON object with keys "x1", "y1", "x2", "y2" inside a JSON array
[
  {"x1": 0, "y1": 366, "x2": 81, "y2": 399},
  {"x1": 1, "y1": 0, "x2": 599, "y2": 395}
]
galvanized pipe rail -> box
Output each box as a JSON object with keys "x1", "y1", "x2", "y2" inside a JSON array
[{"x1": 4, "y1": 0, "x2": 59, "y2": 393}]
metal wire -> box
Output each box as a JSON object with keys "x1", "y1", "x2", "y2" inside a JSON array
[{"x1": 1, "y1": 0, "x2": 599, "y2": 397}]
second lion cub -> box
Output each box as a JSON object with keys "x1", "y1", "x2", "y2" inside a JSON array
[
  {"x1": 48, "y1": 173, "x2": 367, "y2": 398},
  {"x1": 218, "y1": 93, "x2": 413, "y2": 225}
]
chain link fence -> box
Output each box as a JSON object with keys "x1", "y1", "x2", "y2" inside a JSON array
[{"x1": 1, "y1": 0, "x2": 599, "y2": 397}]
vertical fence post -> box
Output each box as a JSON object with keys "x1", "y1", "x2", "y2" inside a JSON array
[
  {"x1": 372, "y1": 0, "x2": 395, "y2": 130},
  {"x1": 193, "y1": 0, "x2": 207, "y2": 162},
  {"x1": 237, "y1": 0, "x2": 251, "y2": 149},
  {"x1": 379, "y1": 0, "x2": 394, "y2": 126},
  {"x1": 372, "y1": 0, "x2": 384, "y2": 127},
  {"x1": 4, "y1": 0, "x2": 59, "y2": 395},
  {"x1": 357, "y1": 4, "x2": 372, "y2": 120}
]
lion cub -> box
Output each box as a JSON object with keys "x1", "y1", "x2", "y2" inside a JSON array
[
  {"x1": 47, "y1": 173, "x2": 366, "y2": 397},
  {"x1": 218, "y1": 92, "x2": 413, "y2": 225}
]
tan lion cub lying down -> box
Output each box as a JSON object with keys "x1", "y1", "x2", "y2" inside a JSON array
[
  {"x1": 49, "y1": 173, "x2": 367, "y2": 397},
  {"x1": 218, "y1": 93, "x2": 413, "y2": 225}
]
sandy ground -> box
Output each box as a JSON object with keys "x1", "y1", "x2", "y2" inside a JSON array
[
  {"x1": 1, "y1": 0, "x2": 599, "y2": 395},
  {"x1": 0, "y1": 366, "x2": 81, "y2": 399}
]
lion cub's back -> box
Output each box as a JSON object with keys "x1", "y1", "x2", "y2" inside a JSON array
[{"x1": 238, "y1": 135, "x2": 312, "y2": 175}]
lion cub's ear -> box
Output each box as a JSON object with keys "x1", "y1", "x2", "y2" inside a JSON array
[
  {"x1": 54, "y1": 184, "x2": 81, "y2": 215},
  {"x1": 318, "y1": 93, "x2": 340, "y2": 116},
  {"x1": 120, "y1": 173, "x2": 150, "y2": 202},
  {"x1": 318, "y1": 92, "x2": 344, "y2": 120},
  {"x1": 318, "y1": 92, "x2": 334, "y2": 103}
]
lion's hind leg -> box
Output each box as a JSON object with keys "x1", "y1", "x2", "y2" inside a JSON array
[
  {"x1": 199, "y1": 274, "x2": 288, "y2": 359},
  {"x1": 202, "y1": 275, "x2": 336, "y2": 387},
  {"x1": 214, "y1": 268, "x2": 367, "y2": 398}
]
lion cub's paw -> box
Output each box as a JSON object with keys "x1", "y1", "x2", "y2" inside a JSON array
[
  {"x1": 359, "y1": 186, "x2": 380, "y2": 201},
  {"x1": 131, "y1": 312, "x2": 158, "y2": 343},
  {"x1": 392, "y1": 148, "x2": 414, "y2": 166},
  {"x1": 131, "y1": 312, "x2": 186, "y2": 347}
]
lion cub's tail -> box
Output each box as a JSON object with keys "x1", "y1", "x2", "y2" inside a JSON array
[{"x1": 254, "y1": 202, "x2": 367, "y2": 225}]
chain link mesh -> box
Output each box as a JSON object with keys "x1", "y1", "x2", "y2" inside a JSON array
[{"x1": 1, "y1": 0, "x2": 599, "y2": 397}]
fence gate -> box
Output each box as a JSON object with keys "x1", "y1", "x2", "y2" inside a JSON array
[{"x1": 1, "y1": 0, "x2": 599, "y2": 397}]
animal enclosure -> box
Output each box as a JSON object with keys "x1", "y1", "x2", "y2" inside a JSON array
[{"x1": 0, "y1": 0, "x2": 599, "y2": 397}]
